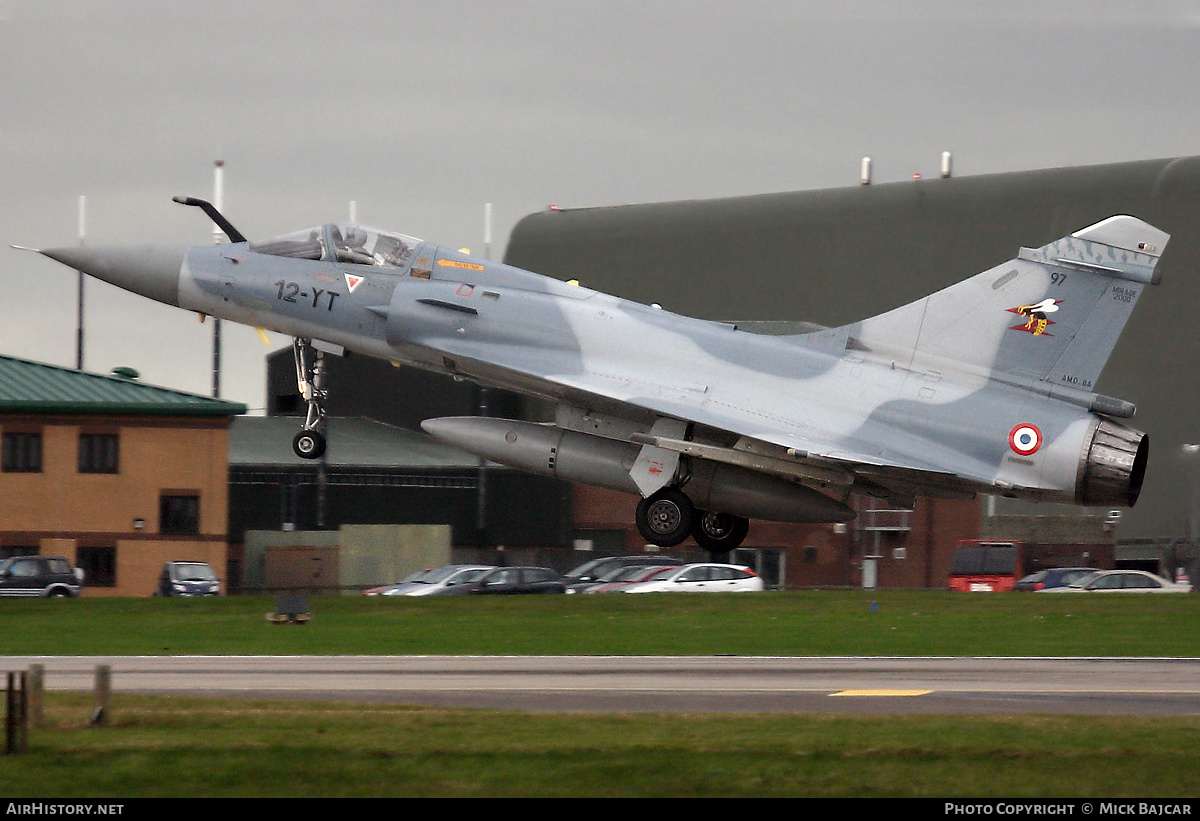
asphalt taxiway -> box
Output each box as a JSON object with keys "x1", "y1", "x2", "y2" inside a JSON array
[{"x1": 4, "y1": 655, "x2": 1200, "y2": 714}]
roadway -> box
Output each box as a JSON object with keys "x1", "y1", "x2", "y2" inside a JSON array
[{"x1": 5, "y1": 655, "x2": 1200, "y2": 714}]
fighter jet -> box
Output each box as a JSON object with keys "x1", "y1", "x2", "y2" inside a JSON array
[{"x1": 30, "y1": 199, "x2": 1165, "y2": 553}]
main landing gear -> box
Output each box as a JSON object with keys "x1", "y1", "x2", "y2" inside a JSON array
[
  {"x1": 691, "y1": 510, "x2": 750, "y2": 554},
  {"x1": 291, "y1": 338, "x2": 328, "y2": 460},
  {"x1": 635, "y1": 487, "x2": 749, "y2": 554}
]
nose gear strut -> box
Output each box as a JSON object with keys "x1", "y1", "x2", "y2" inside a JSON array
[{"x1": 292, "y1": 337, "x2": 328, "y2": 459}]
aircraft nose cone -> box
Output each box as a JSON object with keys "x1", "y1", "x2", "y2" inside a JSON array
[{"x1": 40, "y1": 245, "x2": 187, "y2": 307}]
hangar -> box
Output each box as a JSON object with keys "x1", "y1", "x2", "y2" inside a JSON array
[{"x1": 502, "y1": 156, "x2": 1200, "y2": 547}]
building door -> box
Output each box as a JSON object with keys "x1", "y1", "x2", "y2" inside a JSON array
[{"x1": 862, "y1": 557, "x2": 877, "y2": 589}]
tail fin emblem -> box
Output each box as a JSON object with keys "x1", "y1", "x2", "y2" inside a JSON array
[{"x1": 1008, "y1": 298, "x2": 1061, "y2": 336}]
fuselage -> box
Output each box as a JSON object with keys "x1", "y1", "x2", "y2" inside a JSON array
[
  {"x1": 173, "y1": 231, "x2": 1099, "y2": 505},
  {"x1": 39, "y1": 218, "x2": 1150, "y2": 517}
]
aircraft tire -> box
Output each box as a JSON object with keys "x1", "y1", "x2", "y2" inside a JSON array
[
  {"x1": 691, "y1": 511, "x2": 750, "y2": 555},
  {"x1": 636, "y1": 488, "x2": 694, "y2": 547},
  {"x1": 292, "y1": 430, "x2": 326, "y2": 460}
]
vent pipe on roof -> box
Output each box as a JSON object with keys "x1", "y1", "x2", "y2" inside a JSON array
[
  {"x1": 484, "y1": 202, "x2": 493, "y2": 261},
  {"x1": 941, "y1": 151, "x2": 953, "y2": 179},
  {"x1": 860, "y1": 157, "x2": 872, "y2": 186},
  {"x1": 111, "y1": 367, "x2": 139, "y2": 381}
]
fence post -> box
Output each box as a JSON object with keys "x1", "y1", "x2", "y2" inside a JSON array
[
  {"x1": 27, "y1": 664, "x2": 44, "y2": 729},
  {"x1": 5, "y1": 671, "x2": 28, "y2": 754},
  {"x1": 90, "y1": 665, "x2": 110, "y2": 727}
]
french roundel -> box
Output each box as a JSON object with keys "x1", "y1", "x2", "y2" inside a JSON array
[{"x1": 1009, "y1": 424, "x2": 1042, "y2": 456}]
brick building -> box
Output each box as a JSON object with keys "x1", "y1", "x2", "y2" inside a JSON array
[
  {"x1": 0, "y1": 355, "x2": 245, "y2": 596},
  {"x1": 571, "y1": 484, "x2": 978, "y2": 589}
]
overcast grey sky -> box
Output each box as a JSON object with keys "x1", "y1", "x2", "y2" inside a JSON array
[{"x1": 3, "y1": 0, "x2": 1199, "y2": 410}]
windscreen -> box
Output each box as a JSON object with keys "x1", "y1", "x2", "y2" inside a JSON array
[
  {"x1": 249, "y1": 224, "x2": 422, "y2": 269},
  {"x1": 169, "y1": 563, "x2": 217, "y2": 581},
  {"x1": 249, "y1": 227, "x2": 326, "y2": 260},
  {"x1": 329, "y1": 224, "x2": 420, "y2": 268},
  {"x1": 950, "y1": 544, "x2": 1017, "y2": 575}
]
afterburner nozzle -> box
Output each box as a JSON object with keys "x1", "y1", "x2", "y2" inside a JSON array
[{"x1": 39, "y1": 245, "x2": 187, "y2": 308}]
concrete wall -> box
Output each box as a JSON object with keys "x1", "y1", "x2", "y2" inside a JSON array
[
  {"x1": 339, "y1": 524, "x2": 451, "y2": 589},
  {"x1": 242, "y1": 524, "x2": 451, "y2": 593}
]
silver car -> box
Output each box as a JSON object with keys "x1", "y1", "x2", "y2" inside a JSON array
[
  {"x1": 1045, "y1": 570, "x2": 1190, "y2": 593},
  {"x1": 622, "y1": 563, "x2": 764, "y2": 594},
  {"x1": 380, "y1": 564, "x2": 497, "y2": 597}
]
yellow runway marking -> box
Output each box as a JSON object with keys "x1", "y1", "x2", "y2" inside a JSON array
[{"x1": 831, "y1": 689, "x2": 932, "y2": 697}]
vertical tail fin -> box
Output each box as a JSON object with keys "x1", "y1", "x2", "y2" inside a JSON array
[{"x1": 839, "y1": 215, "x2": 1168, "y2": 391}]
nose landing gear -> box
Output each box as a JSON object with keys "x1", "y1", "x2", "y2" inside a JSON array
[
  {"x1": 292, "y1": 428, "x2": 326, "y2": 459},
  {"x1": 291, "y1": 338, "x2": 328, "y2": 460}
]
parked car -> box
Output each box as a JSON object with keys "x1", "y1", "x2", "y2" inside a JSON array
[
  {"x1": 1013, "y1": 567, "x2": 1097, "y2": 592},
  {"x1": 374, "y1": 564, "x2": 497, "y2": 597},
  {"x1": 564, "y1": 555, "x2": 685, "y2": 589},
  {"x1": 363, "y1": 568, "x2": 435, "y2": 596},
  {"x1": 579, "y1": 565, "x2": 683, "y2": 594},
  {"x1": 466, "y1": 566, "x2": 566, "y2": 595},
  {"x1": 565, "y1": 560, "x2": 681, "y2": 594},
  {"x1": 1044, "y1": 569, "x2": 1190, "y2": 593},
  {"x1": 0, "y1": 556, "x2": 83, "y2": 598},
  {"x1": 622, "y1": 563, "x2": 763, "y2": 593},
  {"x1": 156, "y1": 561, "x2": 221, "y2": 596}
]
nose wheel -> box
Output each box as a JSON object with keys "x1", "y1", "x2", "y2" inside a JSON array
[
  {"x1": 291, "y1": 338, "x2": 328, "y2": 460},
  {"x1": 292, "y1": 429, "x2": 326, "y2": 459}
]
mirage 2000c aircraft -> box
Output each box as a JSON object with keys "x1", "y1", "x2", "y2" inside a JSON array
[{"x1": 30, "y1": 197, "x2": 1165, "y2": 553}]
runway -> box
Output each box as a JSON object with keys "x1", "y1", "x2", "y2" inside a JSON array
[{"x1": 5, "y1": 655, "x2": 1200, "y2": 715}]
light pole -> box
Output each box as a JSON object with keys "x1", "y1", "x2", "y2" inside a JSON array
[
  {"x1": 476, "y1": 203, "x2": 493, "y2": 558},
  {"x1": 75, "y1": 196, "x2": 86, "y2": 371},
  {"x1": 211, "y1": 160, "x2": 226, "y2": 398}
]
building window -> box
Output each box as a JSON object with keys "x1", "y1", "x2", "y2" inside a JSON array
[
  {"x1": 160, "y1": 494, "x2": 200, "y2": 535},
  {"x1": 2, "y1": 432, "x2": 42, "y2": 473},
  {"x1": 79, "y1": 433, "x2": 119, "y2": 474},
  {"x1": 77, "y1": 544, "x2": 116, "y2": 587}
]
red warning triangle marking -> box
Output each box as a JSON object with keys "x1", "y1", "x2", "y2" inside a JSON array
[{"x1": 344, "y1": 273, "x2": 364, "y2": 293}]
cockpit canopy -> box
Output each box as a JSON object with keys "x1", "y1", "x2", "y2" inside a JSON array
[{"x1": 249, "y1": 224, "x2": 422, "y2": 269}]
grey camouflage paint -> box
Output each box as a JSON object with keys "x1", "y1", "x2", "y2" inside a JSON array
[{"x1": 38, "y1": 214, "x2": 1165, "y2": 529}]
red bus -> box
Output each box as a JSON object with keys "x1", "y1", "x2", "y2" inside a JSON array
[{"x1": 948, "y1": 540, "x2": 1023, "y2": 592}]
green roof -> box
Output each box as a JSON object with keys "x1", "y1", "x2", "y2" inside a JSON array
[{"x1": 0, "y1": 355, "x2": 246, "y2": 416}]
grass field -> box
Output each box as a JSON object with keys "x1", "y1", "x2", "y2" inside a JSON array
[
  {"x1": 1, "y1": 589, "x2": 1198, "y2": 657},
  {"x1": 2, "y1": 693, "x2": 1198, "y2": 798},
  {"x1": 3, "y1": 591, "x2": 1199, "y2": 797}
]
